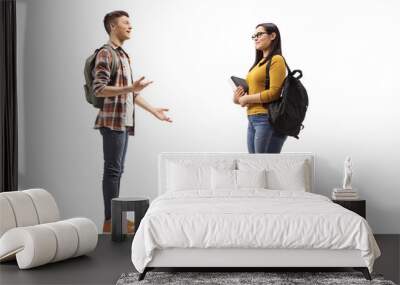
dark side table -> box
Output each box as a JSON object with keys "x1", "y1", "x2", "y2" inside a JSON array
[
  {"x1": 332, "y1": 199, "x2": 366, "y2": 219},
  {"x1": 111, "y1": 197, "x2": 150, "y2": 242}
]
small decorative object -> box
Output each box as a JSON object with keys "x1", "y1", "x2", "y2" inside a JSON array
[
  {"x1": 332, "y1": 156, "x2": 358, "y2": 200},
  {"x1": 342, "y1": 156, "x2": 353, "y2": 190}
]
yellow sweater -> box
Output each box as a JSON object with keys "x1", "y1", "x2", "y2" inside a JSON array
[{"x1": 246, "y1": 55, "x2": 286, "y2": 115}]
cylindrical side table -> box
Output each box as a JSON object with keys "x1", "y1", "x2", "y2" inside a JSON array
[{"x1": 111, "y1": 197, "x2": 149, "y2": 242}]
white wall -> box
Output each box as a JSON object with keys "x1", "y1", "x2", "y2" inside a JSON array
[{"x1": 16, "y1": 0, "x2": 400, "y2": 233}]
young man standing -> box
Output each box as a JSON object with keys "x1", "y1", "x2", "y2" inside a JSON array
[{"x1": 92, "y1": 10, "x2": 172, "y2": 232}]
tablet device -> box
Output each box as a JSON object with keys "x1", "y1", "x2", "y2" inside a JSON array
[{"x1": 230, "y1": 76, "x2": 249, "y2": 93}]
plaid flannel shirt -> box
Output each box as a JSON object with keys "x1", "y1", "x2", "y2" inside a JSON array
[{"x1": 92, "y1": 43, "x2": 135, "y2": 135}]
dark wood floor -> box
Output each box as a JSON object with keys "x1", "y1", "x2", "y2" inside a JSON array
[{"x1": 0, "y1": 235, "x2": 398, "y2": 285}]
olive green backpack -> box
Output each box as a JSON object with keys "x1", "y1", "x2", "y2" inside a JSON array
[{"x1": 83, "y1": 44, "x2": 119, "y2": 109}]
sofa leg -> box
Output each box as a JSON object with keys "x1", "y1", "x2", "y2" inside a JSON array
[
  {"x1": 354, "y1": 267, "x2": 371, "y2": 280},
  {"x1": 138, "y1": 268, "x2": 148, "y2": 281}
]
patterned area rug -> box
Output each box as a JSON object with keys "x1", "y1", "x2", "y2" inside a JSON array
[{"x1": 116, "y1": 271, "x2": 396, "y2": 285}]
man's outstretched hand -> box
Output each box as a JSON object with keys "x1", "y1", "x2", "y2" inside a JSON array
[{"x1": 153, "y1": 108, "x2": 172, "y2": 123}]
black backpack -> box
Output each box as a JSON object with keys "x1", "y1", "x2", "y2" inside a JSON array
[{"x1": 265, "y1": 57, "x2": 308, "y2": 139}]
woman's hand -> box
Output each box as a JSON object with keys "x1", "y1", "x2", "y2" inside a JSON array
[
  {"x1": 233, "y1": 86, "x2": 245, "y2": 104},
  {"x1": 238, "y1": 95, "x2": 249, "y2": 107},
  {"x1": 132, "y1": 76, "x2": 153, "y2": 93}
]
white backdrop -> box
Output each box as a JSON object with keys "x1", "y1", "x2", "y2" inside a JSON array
[{"x1": 16, "y1": 0, "x2": 400, "y2": 233}]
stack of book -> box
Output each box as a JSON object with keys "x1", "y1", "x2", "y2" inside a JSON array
[{"x1": 332, "y1": 188, "x2": 359, "y2": 200}]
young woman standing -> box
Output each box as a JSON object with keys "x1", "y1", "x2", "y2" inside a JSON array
[{"x1": 233, "y1": 23, "x2": 287, "y2": 153}]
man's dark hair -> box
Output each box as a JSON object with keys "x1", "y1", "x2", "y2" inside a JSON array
[{"x1": 103, "y1": 10, "x2": 130, "y2": 35}]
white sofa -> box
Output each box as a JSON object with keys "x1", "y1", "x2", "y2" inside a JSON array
[{"x1": 0, "y1": 188, "x2": 98, "y2": 269}]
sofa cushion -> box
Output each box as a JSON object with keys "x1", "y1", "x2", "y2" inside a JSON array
[
  {"x1": 0, "y1": 196, "x2": 17, "y2": 237},
  {"x1": 0, "y1": 218, "x2": 97, "y2": 269},
  {"x1": 0, "y1": 192, "x2": 39, "y2": 227}
]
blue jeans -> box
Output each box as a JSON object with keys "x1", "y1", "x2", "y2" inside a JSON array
[
  {"x1": 100, "y1": 127, "x2": 129, "y2": 220},
  {"x1": 247, "y1": 114, "x2": 287, "y2": 153}
]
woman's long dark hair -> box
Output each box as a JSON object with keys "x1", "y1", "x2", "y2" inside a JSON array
[{"x1": 249, "y1": 23, "x2": 282, "y2": 71}]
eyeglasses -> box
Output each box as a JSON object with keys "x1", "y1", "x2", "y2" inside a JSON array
[{"x1": 251, "y1": 32, "x2": 268, "y2": 40}]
